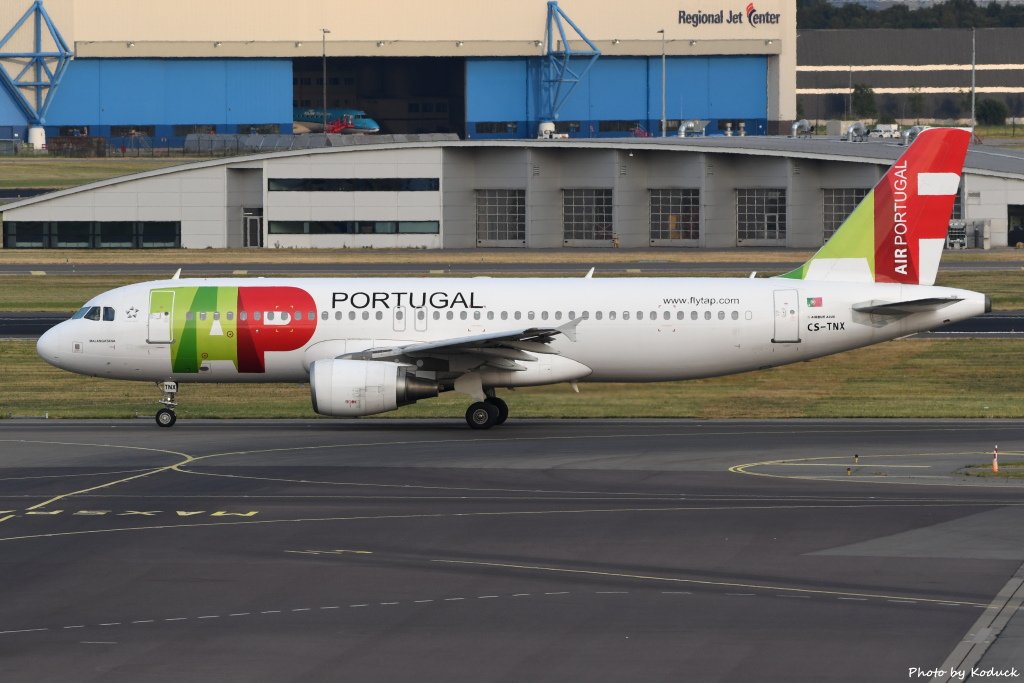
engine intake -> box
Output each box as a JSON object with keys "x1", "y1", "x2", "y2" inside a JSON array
[{"x1": 310, "y1": 359, "x2": 438, "y2": 417}]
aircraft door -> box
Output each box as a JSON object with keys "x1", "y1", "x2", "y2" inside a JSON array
[
  {"x1": 771, "y1": 289, "x2": 801, "y2": 343},
  {"x1": 393, "y1": 307, "x2": 407, "y2": 333},
  {"x1": 414, "y1": 308, "x2": 428, "y2": 332},
  {"x1": 148, "y1": 290, "x2": 175, "y2": 343}
]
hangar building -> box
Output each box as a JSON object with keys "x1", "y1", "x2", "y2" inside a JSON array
[
  {"x1": 0, "y1": 0, "x2": 796, "y2": 145},
  {"x1": 5, "y1": 136, "x2": 1024, "y2": 250}
]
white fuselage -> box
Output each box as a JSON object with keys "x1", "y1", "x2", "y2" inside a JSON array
[{"x1": 37, "y1": 276, "x2": 987, "y2": 387}]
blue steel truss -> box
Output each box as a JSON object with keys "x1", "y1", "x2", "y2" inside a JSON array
[
  {"x1": 542, "y1": 1, "x2": 600, "y2": 122},
  {"x1": 0, "y1": 0, "x2": 72, "y2": 125}
]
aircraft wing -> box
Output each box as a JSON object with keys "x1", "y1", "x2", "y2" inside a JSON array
[
  {"x1": 852, "y1": 297, "x2": 963, "y2": 315},
  {"x1": 341, "y1": 318, "x2": 581, "y2": 371}
]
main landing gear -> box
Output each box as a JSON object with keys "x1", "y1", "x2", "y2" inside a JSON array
[
  {"x1": 464, "y1": 395, "x2": 509, "y2": 430},
  {"x1": 155, "y1": 381, "x2": 178, "y2": 428}
]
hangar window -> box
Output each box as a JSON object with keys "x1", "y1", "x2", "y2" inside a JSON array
[
  {"x1": 475, "y1": 122, "x2": 518, "y2": 135},
  {"x1": 267, "y1": 221, "x2": 438, "y2": 235},
  {"x1": 650, "y1": 189, "x2": 700, "y2": 242},
  {"x1": 110, "y1": 125, "x2": 155, "y2": 138},
  {"x1": 476, "y1": 189, "x2": 525, "y2": 244},
  {"x1": 822, "y1": 188, "x2": 870, "y2": 240},
  {"x1": 268, "y1": 178, "x2": 439, "y2": 192},
  {"x1": 599, "y1": 120, "x2": 644, "y2": 133},
  {"x1": 737, "y1": 189, "x2": 787, "y2": 243},
  {"x1": 173, "y1": 124, "x2": 216, "y2": 136},
  {"x1": 562, "y1": 189, "x2": 613, "y2": 243},
  {"x1": 555, "y1": 121, "x2": 580, "y2": 134}
]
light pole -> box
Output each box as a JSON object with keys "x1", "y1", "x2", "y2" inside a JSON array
[
  {"x1": 970, "y1": 27, "x2": 976, "y2": 128},
  {"x1": 321, "y1": 28, "x2": 331, "y2": 131},
  {"x1": 658, "y1": 29, "x2": 666, "y2": 137}
]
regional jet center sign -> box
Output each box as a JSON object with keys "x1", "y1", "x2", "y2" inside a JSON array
[{"x1": 678, "y1": 3, "x2": 781, "y2": 27}]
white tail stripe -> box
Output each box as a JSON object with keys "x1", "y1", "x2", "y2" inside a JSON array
[
  {"x1": 918, "y1": 173, "x2": 960, "y2": 196},
  {"x1": 917, "y1": 238, "x2": 945, "y2": 286}
]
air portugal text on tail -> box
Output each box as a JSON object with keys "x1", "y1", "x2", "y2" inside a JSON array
[{"x1": 36, "y1": 128, "x2": 989, "y2": 430}]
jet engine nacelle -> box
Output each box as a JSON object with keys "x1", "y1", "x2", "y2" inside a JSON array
[{"x1": 309, "y1": 359, "x2": 438, "y2": 417}]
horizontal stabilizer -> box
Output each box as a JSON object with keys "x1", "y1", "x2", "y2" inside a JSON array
[{"x1": 852, "y1": 297, "x2": 962, "y2": 315}]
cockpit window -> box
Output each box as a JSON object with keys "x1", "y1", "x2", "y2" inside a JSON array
[
  {"x1": 71, "y1": 307, "x2": 89, "y2": 319},
  {"x1": 102, "y1": 307, "x2": 115, "y2": 322},
  {"x1": 83, "y1": 306, "x2": 101, "y2": 321}
]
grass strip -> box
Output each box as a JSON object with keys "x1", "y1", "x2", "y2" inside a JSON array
[{"x1": 2, "y1": 338, "x2": 1020, "y2": 420}]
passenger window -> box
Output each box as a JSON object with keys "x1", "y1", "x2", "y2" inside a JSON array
[
  {"x1": 595, "y1": 311, "x2": 603, "y2": 320},
  {"x1": 446, "y1": 311, "x2": 454, "y2": 320},
  {"x1": 374, "y1": 311, "x2": 382, "y2": 320},
  {"x1": 663, "y1": 311, "x2": 670, "y2": 321},
  {"x1": 186, "y1": 311, "x2": 194, "y2": 321},
  {"x1": 321, "y1": 311, "x2": 328, "y2": 320},
  {"x1": 200, "y1": 311, "x2": 208, "y2": 321},
  {"x1": 623, "y1": 311, "x2": 630, "y2": 320},
  {"x1": 582, "y1": 311, "x2": 590, "y2": 320},
  {"x1": 704, "y1": 311, "x2": 712, "y2": 320},
  {"x1": 487, "y1": 311, "x2": 494, "y2": 320},
  {"x1": 569, "y1": 310, "x2": 576, "y2": 319},
  {"x1": 555, "y1": 311, "x2": 563, "y2": 320},
  {"x1": 609, "y1": 311, "x2": 616, "y2": 320},
  {"x1": 396, "y1": 310, "x2": 404, "y2": 320},
  {"x1": 460, "y1": 311, "x2": 467, "y2": 320},
  {"x1": 433, "y1": 311, "x2": 440, "y2": 320},
  {"x1": 240, "y1": 311, "x2": 247, "y2": 321},
  {"x1": 102, "y1": 307, "x2": 115, "y2": 322},
  {"x1": 362, "y1": 311, "x2": 370, "y2": 320},
  {"x1": 691, "y1": 311, "x2": 698, "y2": 320},
  {"x1": 541, "y1": 311, "x2": 548, "y2": 321},
  {"x1": 227, "y1": 311, "x2": 234, "y2": 321},
  {"x1": 473, "y1": 311, "x2": 480, "y2": 320},
  {"x1": 308, "y1": 311, "x2": 314, "y2": 320},
  {"x1": 418, "y1": 310, "x2": 426, "y2": 320},
  {"x1": 264, "y1": 312, "x2": 272, "y2": 321},
  {"x1": 676, "y1": 311, "x2": 684, "y2": 320},
  {"x1": 731, "y1": 311, "x2": 739, "y2": 320},
  {"x1": 745, "y1": 311, "x2": 752, "y2": 320},
  {"x1": 348, "y1": 311, "x2": 356, "y2": 320},
  {"x1": 500, "y1": 311, "x2": 508, "y2": 320},
  {"x1": 333, "y1": 311, "x2": 340, "y2": 320},
  {"x1": 514, "y1": 311, "x2": 522, "y2": 320},
  {"x1": 636, "y1": 311, "x2": 642, "y2": 320},
  {"x1": 528, "y1": 312, "x2": 535, "y2": 320},
  {"x1": 717, "y1": 311, "x2": 724, "y2": 320},
  {"x1": 213, "y1": 311, "x2": 220, "y2": 321}
]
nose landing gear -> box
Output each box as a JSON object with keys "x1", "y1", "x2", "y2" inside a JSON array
[{"x1": 155, "y1": 381, "x2": 178, "y2": 428}]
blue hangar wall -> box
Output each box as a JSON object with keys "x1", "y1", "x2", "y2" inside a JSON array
[
  {"x1": 465, "y1": 56, "x2": 768, "y2": 138},
  {"x1": 0, "y1": 59, "x2": 292, "y2": 145}
]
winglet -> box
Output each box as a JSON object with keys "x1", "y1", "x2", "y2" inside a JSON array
[
  {"x1": 557, "y1": 317, "x2": 583, "y2": 342},
  {"x1": 171, "y1": 268, "x2": 182, "y2": 280},
  {"x1": 584, "y1": 267, "x2": 595, "y2": 279}
]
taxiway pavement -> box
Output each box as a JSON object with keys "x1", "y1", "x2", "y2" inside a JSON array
[{"x1": 0, "y1": 419, "x2": 1022, "y2": 682}]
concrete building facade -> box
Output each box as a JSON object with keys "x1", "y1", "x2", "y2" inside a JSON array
[{"x1": 5, "y1": 136, "x2": 1023, "y2": 250}]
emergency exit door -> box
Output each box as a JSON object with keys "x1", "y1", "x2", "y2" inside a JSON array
[
  {"x1": 772, "y1": 289, "x2": 801, "y2": 343},
  {"x1": 148, "y1": 290, "x2": 175, "y2": 343}
]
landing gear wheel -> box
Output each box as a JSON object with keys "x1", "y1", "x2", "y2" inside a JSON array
[
  {"x1": 466, "y1": 401, "x2": 499, "y2": 430},
  {"x1": 155, "y1": 408, "x2": 177, "y2": 428},
  {"x1": 485, "y1": 396, "x2": 509, "y2": 425}
]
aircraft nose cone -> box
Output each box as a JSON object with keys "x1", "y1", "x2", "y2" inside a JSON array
[{"x1": 36, "y1": 324, "x2": 65, "y2": 368}]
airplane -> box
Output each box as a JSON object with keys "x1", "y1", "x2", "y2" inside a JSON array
[
  {"x1": 36, "y1": 127, "x2": 987, "y2": 429},
  {"x1": 292, "y1": 108, "x2": 381, "y2": 134}
]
